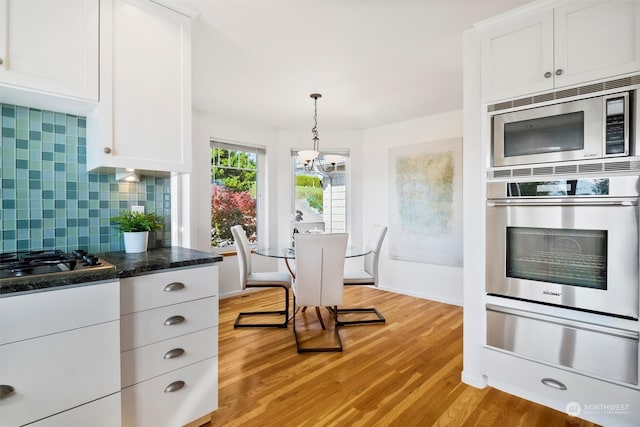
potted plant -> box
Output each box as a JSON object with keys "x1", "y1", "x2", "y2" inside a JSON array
[{"x1": 110, "y1": 211, "x2": 163, "y2": 253}]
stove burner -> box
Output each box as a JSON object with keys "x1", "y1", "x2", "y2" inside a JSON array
[
  {"x1": 0, "y1": 250, "x2": 83, "y2": 279},
  {"x1": 82, "y1": 255, "x2": 101, "y2": 266},
  {"x1": 73, "y1": 249, "x2": 87, "y2": 259}
]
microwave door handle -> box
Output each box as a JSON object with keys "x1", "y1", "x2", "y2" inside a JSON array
[{"x1": 487, "y1": 199, "x2": 637, "y2": 207}]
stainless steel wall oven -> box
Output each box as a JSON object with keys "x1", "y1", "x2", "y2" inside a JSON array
[{"x1": 486, "y1": 176, "x2": 639, "y2": 320}]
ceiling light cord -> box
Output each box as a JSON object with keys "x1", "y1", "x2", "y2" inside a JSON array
[{"x1": 311, "y1": 93, "x2": 321, "y2": 152}]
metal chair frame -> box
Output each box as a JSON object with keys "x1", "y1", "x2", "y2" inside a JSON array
[{"x1": 231, "y1": 225, "x2": 291, "y2": 329}]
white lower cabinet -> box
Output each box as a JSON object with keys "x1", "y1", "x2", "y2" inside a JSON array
[
  {"x1": 121, "y1": 357, "x2": 218, "y2": 427},
  {"x1": 121, "y1": 327, "x2": 218, "y2": 388},
  {"x1": 28, "y1": 393, "x2": 121, "y2": 427},
  {"x1": 0, "y1": 282, "x2": 120, "y2": 427},
  {"x1": 482, "y1": 347, "x2": 640, "y2": 426},
  {"x1": 120, "y1": 265, "x2": 219, "y2": 427}
]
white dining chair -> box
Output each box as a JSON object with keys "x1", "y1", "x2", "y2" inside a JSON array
[
  {"x1": 231, "y1": 225, "x2": 291, "y2": 328},
  {"x1": 293, "y1": 221, "x2": 325, "y2": 233},
  {"x1": 292, "y1": 233, "x2": 348, "y2": 352},
  {"x1": 338, "y1": 224, "x2": 388, "y2": 326}
]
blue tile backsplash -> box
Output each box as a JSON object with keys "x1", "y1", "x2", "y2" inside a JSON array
[{"x1": 0, "y1": 103, "x2": 171, "y2": 253}]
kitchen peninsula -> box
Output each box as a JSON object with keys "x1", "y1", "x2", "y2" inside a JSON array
[{"x1": 0, "y1": 247, "x2": 222, "y2": 427}]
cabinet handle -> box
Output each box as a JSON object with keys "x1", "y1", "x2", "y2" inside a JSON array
[
  {"x1": 103, "y1": 147, "x2": 112, "y2": 154},
  {"x1": 163, "y1": 315, "x2": 185, "y2": 326},
  {"x1": 164, "y1": 380, "x2": 186, "y2": 393},
  {"x1": 544, "y1": 71, "x2": 552, "y2": 78},
  {"x1": 541, "y1": 378, "x2": 567, "y2": 390},
  {"x1": 164, "y1": 282, "x2": 185, "y2": 292},
  {"x1": 0, "y1": 385, "x2": 15, "y2": 399},
  {"x1": 555, "y1": 69, "x2": 563, "y2": 76},
  {"x1": 0, "y1": 58, "x2": 3, "y2": 65},
  {"x1": 163, "y1": 348, "x2": 185, "y2": 359}
]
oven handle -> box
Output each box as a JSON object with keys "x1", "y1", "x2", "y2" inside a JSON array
[{"x1": 487, "y1": 199, "x2": 637, "y2": 207}]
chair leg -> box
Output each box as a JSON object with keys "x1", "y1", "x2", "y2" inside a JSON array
[
  {"x1": 315, "y1": 306, "x2": 326, "y2": 330},
  {"x1": 338, "y1": 284, "x2": 386, "y2": 326},
  {"x1": 335, "y1": 307, "x2": 385, "y2": 326},
  {"x1": 293, "y1": 299, "x2": 343, "y2": 353},
  {"x1": 234, "y1": 285, "x2": 289, "y2": 328}
]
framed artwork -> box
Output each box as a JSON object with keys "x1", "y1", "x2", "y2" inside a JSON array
[{"x1": 388, "y1": 138, "x2": 463, "y2": 267}]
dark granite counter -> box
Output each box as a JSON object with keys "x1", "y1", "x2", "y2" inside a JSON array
[
  {"x1": 99, "y1": 246, "x2": 223, "y2": 278},
  {"x1": 0, "y1": 264, "x2": 118, "y2": 296},
  {"x1": 0, "y1": 247, "x2": 222, "y2": 296}
]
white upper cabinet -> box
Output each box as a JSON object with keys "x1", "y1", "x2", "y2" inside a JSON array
[
  {"x1": 0, "y1": 0, "x2": 99, "y2": 102},
  {"x1": 87, "y1": 0, "x2": 192, "y2": 174},
  {"x1": 481, "y1": 0, "x2": 640, "y2": 103}
]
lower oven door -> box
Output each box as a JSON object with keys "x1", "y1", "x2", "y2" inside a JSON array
[{"x1": 486, "y1": 197, "x2": 639, "y2": 319}]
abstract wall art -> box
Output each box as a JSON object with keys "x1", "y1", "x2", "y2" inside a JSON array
[{"x1": 388, "y1": 138, "x2": 463, "y2": 266}]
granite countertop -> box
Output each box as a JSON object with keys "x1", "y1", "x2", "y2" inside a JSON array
[
  {"x1": 0, "y1": 247, "x2": 223, "y2": 296},
  {"x1": 98, "y1": 246, "x2": 223, "y2": 278}
]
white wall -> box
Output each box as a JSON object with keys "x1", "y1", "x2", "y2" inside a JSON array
[
  {"x1": 188, "y1": 108, "x2": 466, "y2": 303},
  {"x1": 362, "y1": 110, "x2": 464, "y2": 306},
  {"x1": 188, "y1": 109, "x2": 282, "y2": 296}
]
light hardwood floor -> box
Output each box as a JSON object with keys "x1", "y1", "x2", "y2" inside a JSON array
[{"x1": 203, "y1": 286, "x2": 599, "y2": 427}]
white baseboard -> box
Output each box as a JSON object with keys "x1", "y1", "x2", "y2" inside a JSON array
[
  {"x1": 378, "y1": 285, "x2": 463, "y2": 307},
  {"x1": 461, "y1": 371, "x2": 488, "y2": 389}
]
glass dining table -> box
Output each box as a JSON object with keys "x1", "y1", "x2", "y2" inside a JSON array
[{"x1": 255, "y1": 244, "x2": 371, "y2": 277}]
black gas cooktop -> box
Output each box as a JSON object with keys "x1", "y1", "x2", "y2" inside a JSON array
[{"x1": 0, "y1": 249, "x2": 114, "y2": 280}]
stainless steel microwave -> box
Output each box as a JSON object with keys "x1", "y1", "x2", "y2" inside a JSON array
[{"x1": 492, "y1": 90, "x2": 636, "y2": 167}]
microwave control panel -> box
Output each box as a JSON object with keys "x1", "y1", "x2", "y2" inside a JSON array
[{"x1": 605, "y1": 96, "x2": 627, "y2": 155}]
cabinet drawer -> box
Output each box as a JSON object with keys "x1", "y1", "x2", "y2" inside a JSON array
[
  {"x1": 0, "y1": 281, "x2": 119, "y2": 345},
  {"x1": 0, "y1": 321, "x2": 120, "y2": 427},
  {"x1": 482, "y1": 348, "x2": 640, "y2": 425},
  {"x1": 122, "y1": 357, "x2": 218, "y2": 427},
  {"x1": 121, "y1": 296, "x2": 218, "y2": 351},
  {"x1": 29, "y1": 392, "x2": 121, "y2": 427},
  {"x1": 120, "y1": 265, "x2": 218, "y2": 314},
  {"x1": 121, "y1": 327, "x2": 218, "y2": 387}
]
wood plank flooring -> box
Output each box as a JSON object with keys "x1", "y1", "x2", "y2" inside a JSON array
[{"x1": 203, "y1": 287, "x2": 599, "y2": 427}]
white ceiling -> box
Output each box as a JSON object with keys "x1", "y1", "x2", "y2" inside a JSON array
[{"x1": 171, "y1": 0, "x2": 533, "y2": 129}]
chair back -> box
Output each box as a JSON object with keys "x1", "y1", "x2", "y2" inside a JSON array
[
  {"x1": 231, "y1": 225, "x2": 252, "y2": 290},
  {"x1": 363, "y1": 225, "x2": 388, "y2": 286},
  {"x1": 294, "y1": 221, "x2": 325, "y2": 233},
  {"x1": 294, "y1": 233, "x2": 348, "y2": 307}
]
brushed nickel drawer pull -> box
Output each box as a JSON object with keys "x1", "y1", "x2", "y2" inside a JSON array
[
  {"x1": 163, "y1": 315, "x2": 185, "y2": 326},
  {"x1": 164, "y1": 282, "x2": 185, "y2": 292},
  {"x1": 164, "y1": 380, "x2": 185, "y2": 393},
  {"x1": 164, "y1": 348, "x2": 185, "y2": 359},
  {"x1": 541, "y1": 378, "x2": 567, "y2": 390},
  {"x1": 0, "y1": 385, "x2": 15, "y2": 399}
]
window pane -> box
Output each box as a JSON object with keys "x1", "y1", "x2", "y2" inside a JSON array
[
  {"x1": 211, "y1": 145, "x2": 258, "y2": 248},
  {"x1": 292, "y1": 152, "x2": 347, "y2": 234}
]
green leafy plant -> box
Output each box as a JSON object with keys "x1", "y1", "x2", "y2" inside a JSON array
[{"x1": 110, "y1": 211, "x2": 163, "y2": 233}]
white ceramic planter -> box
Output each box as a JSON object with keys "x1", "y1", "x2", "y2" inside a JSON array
[{"x1": 123, "y1": 231, "x2": 149, "y2": 253}]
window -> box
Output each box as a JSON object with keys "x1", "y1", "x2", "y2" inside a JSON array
[
  {"x1": 292, "y1": 150, "x2": 348, "y2": 233},
  {"x1": 211, "y1": 141, "x2": 263, "y2": 248}
]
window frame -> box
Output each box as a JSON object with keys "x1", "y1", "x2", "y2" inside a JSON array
[
  {"x1": 211, "y1": 139, "x2": 266, "y2": 251},
  {"x1": 291, "y1": 149, "x2": 350, "y2": 234}
]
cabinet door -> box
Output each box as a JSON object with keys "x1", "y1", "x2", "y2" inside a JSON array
[
  {"x1": 481, "y1": 10, "x2": 554, "y2": 103},
  {"x1": 87, "y1": 0, "x2": 192, "y2": 174},
  {"x1": 0, "y1": 0, "x2": 99, "y2": 100},
  {"x1": 0, "y1": 322, "x2": 120, "y2": 427},
  {"x1": 28, "y1": 393, "x2": 121, "y2": 427},
  {"x1": 554, "y1": 0, "x2": 640, "y2": 88}
]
